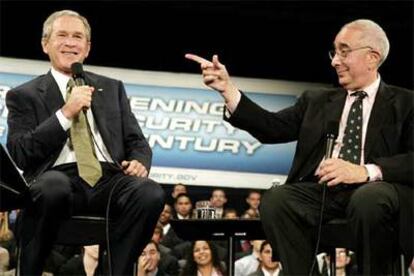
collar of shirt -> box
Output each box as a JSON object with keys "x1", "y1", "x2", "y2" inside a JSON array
[
  {"x1": 197, "y1": 268, "x2": 222, "y2": 276},
  {"x1": 146, "y1": 268, "x2": 158, "y2": 276},
  {"x1": 332, "y1": 74, "x2": 381, "y2": 165},
  {"x1": 163, "y1": 223, "x2": 171, "y2": 235},
  {"x1": 346, "y1": 74, "x2": 381, "y2": 103},
  {"x1": 177, "y1": 213, "x2": 190, "y2": 219},
  {"x1": 50, "y1": 67, "x2": 71, "y2": 100},
  {"x1": 262, "y1": 267, "x2": 281, "y2": 276}
]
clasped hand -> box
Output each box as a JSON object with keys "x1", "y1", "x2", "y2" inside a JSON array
[
  {"x1": 315, "y1": 158, "x2": 368, "y2": 186},
  {"x1": 62, "y1": 85, "x2": 94, "y2": 119},
  {"x1": 121, "y1": 160, "x2": 148, "y2": 177}
]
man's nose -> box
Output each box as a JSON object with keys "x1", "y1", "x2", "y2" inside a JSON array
[
  {"x1": 331, "y1": 53, "x2": 341, "y2": 67},
  {"x1": 63, "y1": 36, "x2": 78, "y2": 45}
]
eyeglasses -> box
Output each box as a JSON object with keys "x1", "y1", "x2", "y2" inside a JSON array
[{"x1": 329, "y1": 46, "x2": 373, "y2": 60}]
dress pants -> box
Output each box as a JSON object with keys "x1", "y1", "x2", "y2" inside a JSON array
[
  {"x1": 260, "y1": 181, "x2": 399, "y2": 275},
  {"x1": 17, "y1": 163, "x2": 165, "y2": 276}
]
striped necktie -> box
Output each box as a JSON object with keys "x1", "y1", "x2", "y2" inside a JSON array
[{"x1": 66, "y1": 79, "x2": 102, "y2": 186}]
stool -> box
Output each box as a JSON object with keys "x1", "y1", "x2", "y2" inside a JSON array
[
  {"x1": 56, "y1": 215, "x2": 108, "y2": 275},
  {"x1": 16, "y1": 215, "x2": 109, "y2": 275}
]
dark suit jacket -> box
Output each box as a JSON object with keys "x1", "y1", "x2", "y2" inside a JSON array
[
  {"x1": 6, "y1": 70, "x2": 151, "y2": 182},
  {"x1": 225, "y1": 81, "x2": 413, "y2": 259}
]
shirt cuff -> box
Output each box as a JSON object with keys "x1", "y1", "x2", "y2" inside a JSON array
[
  {"x1": 56, "y1": 109, "x2": 72, "y2": 131},
  {"x1": 364, "y1": 164, "x2": 383, "y2": 182},
  {"x1": 224, "y1": 91, "x2": 242, "y2": 118}
]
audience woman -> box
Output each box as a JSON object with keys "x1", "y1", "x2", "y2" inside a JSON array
[{"x1": 181, "y1": 240, "x2": 226, "y2": 276}]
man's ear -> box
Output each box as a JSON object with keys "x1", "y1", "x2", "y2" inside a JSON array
[
  {"x1": 368, "y1": 50, "x2": 381, "y2": 68},
  {"x1": 41, "y1": 39, "x2": 49, "y2": 54},
  {"x1": 84, "y1": 41, "x2": 91, "y2": 59}
]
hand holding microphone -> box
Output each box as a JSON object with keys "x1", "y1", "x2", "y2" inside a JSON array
[
  {"x1": 62, "y1": 62, "x2": 95, "y2": 119},
  {"x1": 314, "y1": 121, "x2": 338, "y2": 184},
  {"x1": 316, "y1": 121, "x2": 369, "y2": 186}
]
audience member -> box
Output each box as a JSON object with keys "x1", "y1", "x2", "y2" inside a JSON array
[
  {"x1": 137, "y1": 241, "x2": 169, "y2": 276},
  {"x1": 319, "y1": 248, "x2": 353, "y2": 276},
  {"x1": 174, "y1": 194, "x2": 193, "y2": 219},
  {"x1": 242, "y1": 191, "x2": 261, "y2": 218},
  {"x1": 234, "y1": 240, "x2": 264, "y2": 276},
  {"x1": 0, "y1": 246, "x2": 10, "y2": 272},
  {"x1": 152, "y1": 223, "x2": 180, "y2": 276},
  {"x1": 223, "y1": 208, "x2": 238, "y2": 219},
  {"x1": 166, "y1": 183, "x2": 188, "y2": 206},
  {"x1": 210, "y1": 189, "x2": 227, "y2": 218},
  {"x1": 83, "y1": 245, "x2": 99, "y2": 276},
  {"x1": 248, "y1": 241, "x2": 282, "y2": 276},
  {"x1": 180, "y1": 240, "x2": 226, "y2": 276},
  {"x1": 158, "y1": 204, "x2": 183, "y2": 254},
  {"x1": 0, "y1": 212, "x2": 15, "y2": 271}
]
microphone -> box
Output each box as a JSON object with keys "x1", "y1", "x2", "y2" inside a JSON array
[
  {"x1": 309, "y1": 120, "x2": 339, "y2": 275},
  {"x1": 71, "y1": 62, "x2": 86, "y2": 86},
  {"x1": 325, "y1": 121, "x2": 339, "y2": 159},
  {"x1": 71, "y1": 62, "x2": 89, "y2": 113}
]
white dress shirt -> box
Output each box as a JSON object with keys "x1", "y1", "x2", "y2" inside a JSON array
[
  {"x1": 51, "y1": 67, "x2": 113, "y2": 167},
  {"x1": 235, "y1": 252, "x2": 260, "y2": 276},
  {"x1": 331, "y1": 75, "x2": 383, "y2": 181}
]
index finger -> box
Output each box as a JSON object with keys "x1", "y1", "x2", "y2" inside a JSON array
[{"x1": 185, "y1": 53, "x2": 213, "y2": 66}]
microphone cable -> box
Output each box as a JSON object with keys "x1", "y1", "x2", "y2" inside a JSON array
[
  {"x1": 105, "y1": 176, "x2": 124, "y2": 276},
  {"x1": 84, "y1": 112, "x2": 124, "y2": 275},
  {"x1": 309, "y1": 182, "x2": 327, "y2": 276},
  {"x1": 71, "y1": 62, "x2": 130, "y2": 274},
  {"x1": 83, "y1": 110, "x2": 123, "y2": 171},
  {"x1": 309, "y1": 121, "x2": 338, "y2": 275}
]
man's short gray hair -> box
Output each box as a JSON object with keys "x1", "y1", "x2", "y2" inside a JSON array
[
  {"x1": 42, "y1": 10, "x2": 91, "y2": 42},
  {"x1": 343, "y1": 19, "x2": 390, "y2": 67}
]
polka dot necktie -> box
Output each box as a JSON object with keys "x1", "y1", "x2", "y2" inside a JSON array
[{"x1": 339, "y1": 91, "x2": 367, "y2": 165}]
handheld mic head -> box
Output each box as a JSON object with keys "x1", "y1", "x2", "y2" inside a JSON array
[
  {"x1": 71, "y1": 62, "x2": 86, "y2": 86},
  {"x1": 326, "y1": 121, "x2": 339, "y2": 139},
  {"x1": 325, "y1": 121, "x2": 339, "y2": 159}
]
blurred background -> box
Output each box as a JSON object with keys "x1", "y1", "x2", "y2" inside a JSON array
[{"x1": 1, "y1": 0, "x2": 413, "y2": 89}]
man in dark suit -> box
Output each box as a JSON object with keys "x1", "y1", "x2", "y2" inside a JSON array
[
  {"x1": 186, "y1": 19, "x2": 413, "y2": 275},
  {"x1": 6, "y1": 10, "x2": 165, "y2": 275}
]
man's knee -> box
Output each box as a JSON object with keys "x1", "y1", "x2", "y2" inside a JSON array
[
  {"x1": 260, "y1": 186, "x2": 289, "y2": 218},
  {"x1": 347, "y1": 182, "x2": 398, "y2": 221},
  {"x1": 136, "y1": 179, "x2": 165, "y2": 210},
  {"x1": 30, "y1": 170, "x2": 72, "y2": 205}
]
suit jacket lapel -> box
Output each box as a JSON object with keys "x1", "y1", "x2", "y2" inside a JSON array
[
  {"x1": 325, "y1": 89, "x2": 347, "y2": 130},
  {"x1": 364, "y1": 81, "x2": 395, "y2": 160},
  {"x1": 85, "y1": 73, "x2": 113, "y2": 153},
  {"x1": 294, "y1": 89, "x2": 346, "y2": 182},
  {"x1": 86, "y1": 73, "x2": 105, "y2": 126},
  {"x1": 38, "y1": 71, "x2": 65, "y2": 115}
]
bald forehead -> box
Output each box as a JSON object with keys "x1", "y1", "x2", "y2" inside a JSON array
[{"x1": 334, "y1": 27, "x2": 364, "y2": 48}]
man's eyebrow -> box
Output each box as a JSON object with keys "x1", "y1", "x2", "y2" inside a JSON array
[{"x1": 336, "y1": 42, "x2": 351, "y2": 49}]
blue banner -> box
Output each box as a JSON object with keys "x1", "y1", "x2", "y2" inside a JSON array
[{"x1": 0, "y1": 59, "x2": 308, "y2": 188}]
